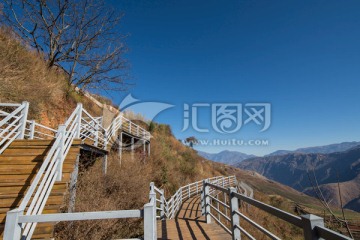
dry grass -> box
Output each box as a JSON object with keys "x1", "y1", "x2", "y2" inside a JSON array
[
  {"x1": 55, "y1": 152, "x2": 151, "y2": 239},
  {"x1": 0, "y1": 28, "x2": 104, "y2": 127},
  {"x1": 0, "y1": 28, "x2": 66, "y2": 118}
]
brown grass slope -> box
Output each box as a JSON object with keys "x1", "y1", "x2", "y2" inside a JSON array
[{"x1": 0, "y1": 28, "x2": 103, "y2": 127}]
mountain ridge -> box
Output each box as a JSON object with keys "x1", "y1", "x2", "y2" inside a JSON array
[
  {"x1": 266, "y1": 141, "x2": 360, "y2": 156},
  {"x1": 236, "y1": 145, "x2": 360, "y2": 211},
  {"x1": 197, "y1": 150, "x2": 256, "y2": 165}
]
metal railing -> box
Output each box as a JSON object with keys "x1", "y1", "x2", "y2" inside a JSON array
[
  {"x1": 106, "y1": 114, "x2": 151, "y2": 145},
  {"x1": 0, "y1": 101, "x2": 151, "y2": 240},
  {"x1": 80, "y1": 108, "x2": 107, "y2": 149},
  {"x1": 202, "y1": 181, "x2": 353, "y2": 240},
  {"x1": 0, "y1": 102, "x2": 29, "y2": 153},
  {"x1": 0, "y1": 102, "x2": 58, "y2": 142},
  {"x1": 151, "y1": 176, "x2": 236, "y2": 220},
  {"x1": 4, "y1": 103, "x2": 82, "y2": 239},
  {"x1": 4, "y1": 175, "x2": 231, "y2": 240}
]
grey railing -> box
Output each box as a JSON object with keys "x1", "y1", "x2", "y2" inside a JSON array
[{"x1": 202, "y1": 181, "x2": 353, "y2": 240}]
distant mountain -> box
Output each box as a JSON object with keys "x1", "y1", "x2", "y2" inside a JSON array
[
  {"x1": 197, "y1": 150, "x2": 256, "y2": 165},
  {"x1": 236, "y1": 146, "x2": 360, "y2": 211},
  {"x1": 266, "y1": 141, "x2": 360, "y2": 156}
]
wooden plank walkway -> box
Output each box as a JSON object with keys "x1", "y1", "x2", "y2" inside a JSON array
[{"x1": 157, "y1": 196, "x2": 231, "y2": 240}]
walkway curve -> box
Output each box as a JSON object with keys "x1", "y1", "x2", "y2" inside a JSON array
[{"x1": 157, "y1": 196, "x2": 231, "y2": 240}]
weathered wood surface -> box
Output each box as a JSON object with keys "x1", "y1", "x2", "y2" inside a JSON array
[{"x1": 157, "y1": 196, "x2": 231, "y2": 240}]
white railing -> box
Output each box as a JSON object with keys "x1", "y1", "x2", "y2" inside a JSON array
[
  {"x1": 0, "y1": 102, "x2": 151, "y2": 153},
  {"x1": 24, "y1": 120, "x2": 57, "y2": 140},
  {"x1": 5, "y1": 176, "x2": 234, "y2": 240},
  {"x1": 106, "y1": 114, "x2": 151, "y2": 145},
  {"x1": 0, "y1": 102, "x2": 29, "y2": 154},
  {"x1": 202, "y1": 181, "x2": 353, "y2": 240},
  {"x1": 4, "y1": 104, "x2": 82, "y2": 239},
  {"x1": 0, "y1": 102, "x2": 58, "y2": 142},
  {"x1": 80, "y1": 108, "x2": 107, "y2": 149},
  {"x1": 150, "y1": 176, "x2": 236, "y2": 220}
]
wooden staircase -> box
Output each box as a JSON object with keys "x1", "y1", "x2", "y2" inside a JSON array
[{"x1": 0, "y1": 139, "x2": 81, "y2": 239}]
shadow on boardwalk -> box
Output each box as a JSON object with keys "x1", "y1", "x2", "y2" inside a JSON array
[{"x1": 157, "y1": 196, "x2": 231, "y2": 240}]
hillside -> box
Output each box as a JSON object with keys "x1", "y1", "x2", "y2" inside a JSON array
[
  {"x1": 197, "y1": 150, "x2": 256, "y2": 165},
  {"x1": 237, "y1": 146, "x2": 360, "y2": 211},
  {"x1": 0, "y1": 28, "x2": 105, "y2": 127}
]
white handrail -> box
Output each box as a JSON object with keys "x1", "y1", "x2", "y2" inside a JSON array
[
  {"x1": 14, "y1": 104, "x2": 82, "y2": 239},
  {"x1": 0, "y1": 102, "x2": 29, "y2": 153}
]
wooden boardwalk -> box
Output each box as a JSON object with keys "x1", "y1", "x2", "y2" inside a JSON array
[{"x1": 157, "y1": 196, "x2": 231, "y2": 240}]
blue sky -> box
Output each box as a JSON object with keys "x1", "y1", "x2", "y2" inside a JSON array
[{"x1": 104, "y1": 0, "x2": 360, "y2": 156}]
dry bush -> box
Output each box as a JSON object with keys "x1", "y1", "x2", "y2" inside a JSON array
[{"x1": 55, "y1": 152, "x2": 153, "y2": 239}]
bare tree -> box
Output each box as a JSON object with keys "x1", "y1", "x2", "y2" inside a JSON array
[
  {"x1": 307, "y1": 170, "x2": 354, "y2": 238},
  {"x1": 184, "y1": 136, "x2": 198, "y2": 148},
  {"x1": 0, "y1": 0, "x2": 129, "y2": 91}
]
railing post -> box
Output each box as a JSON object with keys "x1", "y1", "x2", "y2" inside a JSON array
[
  {"x1": 202, "y1": 179, "x2": 211, "y2": 223},
  {"x1": 180, "y1": 189, "x2": 183, "y2": 206},
  {"x1": 301, "y1": 214, "x2": 324, "y2": 240},
  {"x1": 131, "y1": 137, "x2": 134, "y2": 160},
  {"x1": 144, "y1": 202, "x2": 156, "y2": 240},
  {"x1": 56, "y1": 124, "x2": 66, "y2": 181},
  {"x1": 188, "y1": 185, "x2": 191, "y2": 198},
  {"x1": 149, "y1": 182, "x2": 156, "y2": 201},
  {"x1": 160, "y1": 189, "x2": 165, "y2": 220},
  {"x1": 3, "y1": 208, "x2": 23, "y2": 240},
  {"x1": 196, "y1": 182, "x2": 199, "y2": 194},
  {"x1": 94, "y1": 121, "x2": 99, "y2": 147},
  {"x1": 29, "y1": 120, "x2": 35, "y2": 139},
  {"x1": 18, "y1": 101, "x2": 29, "y2": 139},
  {"x1": 76, "y1": 103, "x2": 82, "y2": 138},
  {"x1": 229, "y1": 187, "x2": 240, "y2": 240},
  {"x1": 104, "y1": 131, "x2": 108, "y2": 151}
]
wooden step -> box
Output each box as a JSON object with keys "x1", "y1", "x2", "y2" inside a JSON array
[
  {"x1": 3, "y1": 148, "x2": 79, "y2": 155},
  {"x1": 0, "y1": 153, "x2": 79, "y2": 164},
  {"x1": 0, "y1": 139, "x2": 83, "y2": 239},
  {"x1": 0, "y1": 198, "x2": 63, "y2": 222},
  {"x1": 0, "y1": 173, "x2": 71, "y2": 184},
  {"x1": 0, "y1": 182, "x2": 67, "y2": 194},
  {"x1": 0, "y1": 194, "x2": 64, "y2": 210},
  {"x1": 0, "y1": 164, "x2": 76, "y2": 175},
  {"x1": 10, "y1": 140, "x2": 54, "y2": 146},
  {"x1": 0, "y1": 222, "x2": 55, "y2": 239}
]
